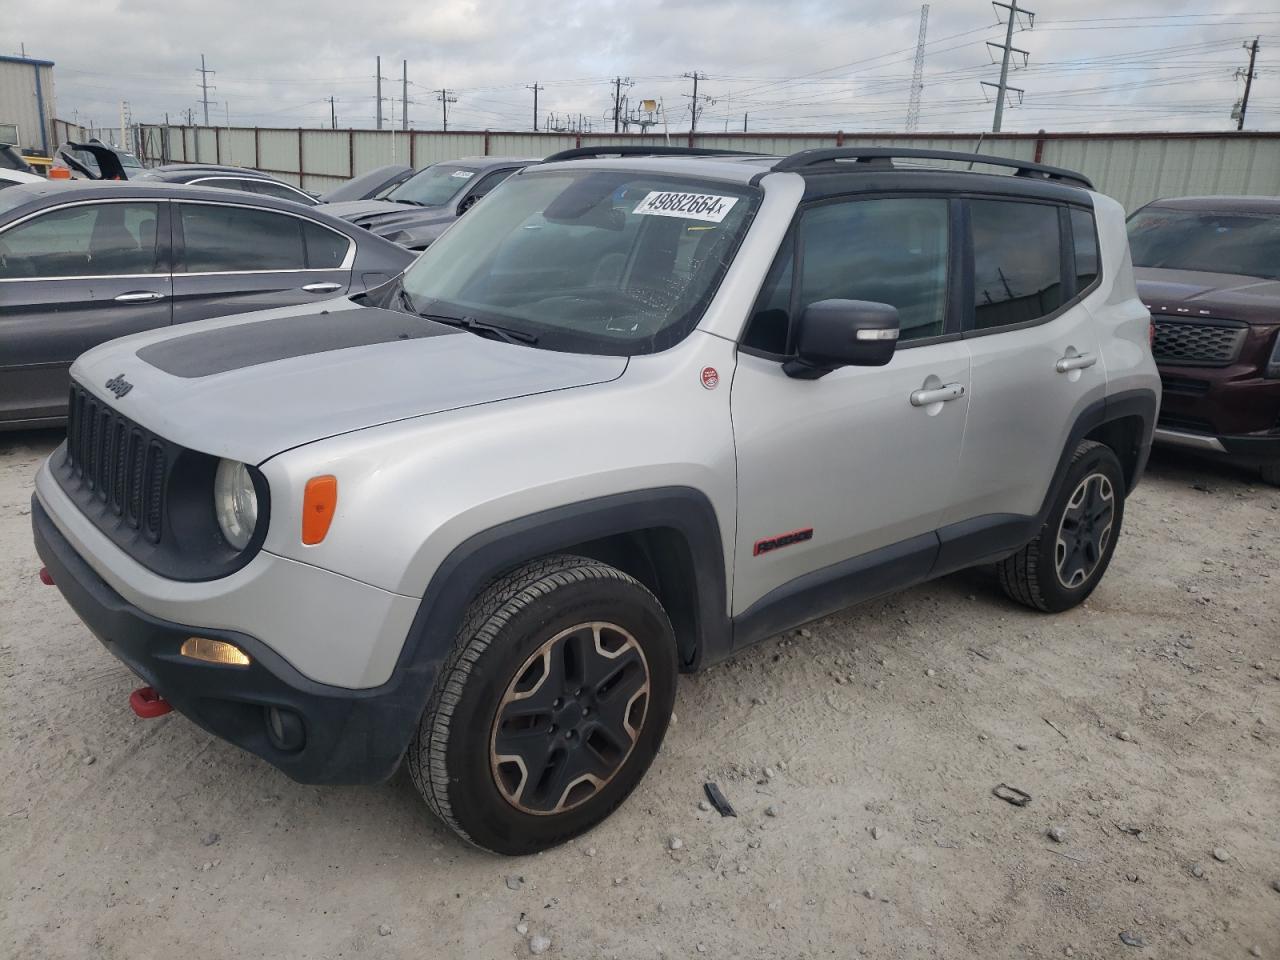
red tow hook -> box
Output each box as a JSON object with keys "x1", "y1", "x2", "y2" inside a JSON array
[
  {"x1": 38, "y1": 567, "x2": 54, "y2": 585},
  {"x1": 130, "y1": 686, "x2": 173, "y2": 719}
]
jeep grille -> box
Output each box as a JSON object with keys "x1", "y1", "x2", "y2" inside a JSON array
[{"x1": 63, "y1": 382, "x2": 166, "y2": 543}]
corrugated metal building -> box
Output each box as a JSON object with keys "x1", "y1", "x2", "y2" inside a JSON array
[
  {"x1": 134, "y1": 124, "x2": 1280, "y2": 211},
  {"x1": 0, "y1": 54, "x2": 55, "y2": 155}
]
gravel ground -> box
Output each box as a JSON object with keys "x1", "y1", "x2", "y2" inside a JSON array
[{"x1": 2, "y1": 429, "x2": 1277, "y2": 960}]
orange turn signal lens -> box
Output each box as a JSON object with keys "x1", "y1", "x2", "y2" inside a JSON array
[
  {"x1": 180, "y1": 636, "x2": 251, "y2": 666},
  {"x1": 301, "y1": 475, "x2": 338, "y2": 545}
]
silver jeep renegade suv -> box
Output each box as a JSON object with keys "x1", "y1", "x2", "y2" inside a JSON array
[{"x1": 32, "y1": 146, "x2": 1159, "y2": 854}]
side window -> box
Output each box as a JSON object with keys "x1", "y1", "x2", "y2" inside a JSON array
[
  {"x1": 1070, "y1": 207, "x2": 1099, "y2": 290},
  {"x1": 251, "y1": 180, "x2": 317, "y2": 205},
  {"x1": 179, "y1": 203, "x2": 307, "y2": 272},
  {"x1": 742, "y1": 234, "x2": 794, "y2": 354},
  {"x1": 0, "y1": 202, "x2": 160, "y2": 279},
  {"x1": 302, "y1": 221, "x2": 350, "y2": 269},
  {"x1": 802, "y1": 198, "x2": 950, "y2": 343},
  {"x1": 970, "y1": 199, "x2": 1064, "y2": 330}
]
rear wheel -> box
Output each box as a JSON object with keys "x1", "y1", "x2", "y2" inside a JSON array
[
  {"x1": 998, "y1": 440, "x2": 1125, "y2": 612},
  {"x1": 407, "y1": 555, "x2": 677, "y2": 855}
]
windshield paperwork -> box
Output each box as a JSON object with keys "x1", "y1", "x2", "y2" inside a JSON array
[
  {"x1": 386, "y1": 164, "x2": 480, "y2": 207},
  {"x1": 396, "y1": 169, "x2": 759, "y2": 355},
  {"x1": 1128, "y1": 208, "x2": 1280, "y2": 282}
]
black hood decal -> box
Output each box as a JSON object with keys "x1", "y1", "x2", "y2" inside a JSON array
[{"x1": 136, "y1": 306, "x2": 459, "y2": 378}]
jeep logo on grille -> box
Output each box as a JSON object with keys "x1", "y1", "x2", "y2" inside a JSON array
[{"x1": 105, "y1": 375, "x2": 133, "y2": 399}]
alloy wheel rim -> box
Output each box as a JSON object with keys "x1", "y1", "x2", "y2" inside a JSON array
[
  {"x1": 490, "y1": 621, "x2": 651, "y2": 816},
  {"x1": 1055, "y1": 472, "x2": 1115, "y2": 589}
]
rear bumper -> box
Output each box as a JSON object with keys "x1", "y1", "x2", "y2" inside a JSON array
[{"x1": 32, "y1": 495, "x2": 424, "y2": 785}]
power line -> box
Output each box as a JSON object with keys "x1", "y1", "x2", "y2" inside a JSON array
[
  {"x1": 197, "y1": 54, "x2": 216, "y2": 126},
  {"x1": 527, "y1": 82, "x2": 542, "y2": 131},
  {"x1": 1234, "y1": 37, "x2": 1262, "y2": 129},
  {"x1": 436, "y1": 88, "x2": 457, "y2": 131},
  {"x1": 987, "y1": 0, "x2": 1034, "y2": 132}
]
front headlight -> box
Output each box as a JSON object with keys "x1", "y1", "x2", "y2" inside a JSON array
[{"x1": 213, "y1": 459, "x2": 258, "y2": 550}]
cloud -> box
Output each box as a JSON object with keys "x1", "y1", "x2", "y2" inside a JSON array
[{"x1": 13, "y1": 0, "x2": 1276, "y2": 134}]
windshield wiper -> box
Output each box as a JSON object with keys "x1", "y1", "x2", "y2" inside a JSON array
[{"x1": 421, "y1": 312, "x2": 539, "y2": 346}]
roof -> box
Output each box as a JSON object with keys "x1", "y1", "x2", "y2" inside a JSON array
[
  {"x1": 1142, "y1": 195, "x2": 1280, "y2": 215},
  {"x1": 0, "y1": 180, "x2": 341, "y2": 219},
  {"x1": 0, "y1": 54, "x2": 55, "y2": 68}
]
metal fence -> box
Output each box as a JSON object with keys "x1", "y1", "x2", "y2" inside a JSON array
[{"x1": 92, "y1": 123, "x2": 1280, "y2": 211}]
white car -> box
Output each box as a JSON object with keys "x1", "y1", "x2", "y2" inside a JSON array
[
  {"x1": 34, "y1": 146, "x2": 1159, "y2": 854},
  {"x1": 0, "y1": 168, "x2": 45, "y2": 187}
]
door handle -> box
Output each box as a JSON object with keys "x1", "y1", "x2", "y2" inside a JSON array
[
  {"x1": 114, "y1": 291, "x2": 165, "y2": 303},
  {"x1": 910, "y1": 382, "x2": 966, "y2": 407},
  {"x1": 301, "y1": 281, "x2": 342, "y2": 294},
  {"x1": 1056, "y1": 353, "x2": 1097, "y2": 373}
]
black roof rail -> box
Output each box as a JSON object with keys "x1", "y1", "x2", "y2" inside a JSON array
[
  {"x1": 542, "y1": 145, "x2": 763, "y2": 163},
  {"x1": 772, "y1": 147, "x2": 1093, "y2": 190}
]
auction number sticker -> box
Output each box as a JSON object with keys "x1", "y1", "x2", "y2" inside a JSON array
[{"x1": 633, "y1": 191, "x2": 738, "y2": 223}]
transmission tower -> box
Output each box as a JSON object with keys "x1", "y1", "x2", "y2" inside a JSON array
[
  {"x1": 983, "y1": 1, "x2": 1034, "y2": 133},
  {"x1": 906, "y1": 4, "x2": 930, "y2": 132}
]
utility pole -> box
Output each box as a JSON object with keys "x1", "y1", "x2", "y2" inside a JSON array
[
  {"x1": 1234, "y1": 37, "x2": 1261, "y2": 130},
  {"x1": 682, "y1": 71, "x2": 711, "y2": 133},
  {"x1": 402, "y1": 60, "x2": 409, "y2": 130},
  {"x1": 330, "y1": 96, "x2": 337, "y2": 129},
  {"x1": 906, "y1": 4, "x2": 930, "y2": 132},
  {"x1": 436, "y1": 89, "x2": 457, "y2": 131},
  {"x1": 197, "y1": 54, "x2": 216, "y2": 126},
  {"x1": 986, "y1": 1, "x2": 1033, "y2": 133},
  {"x1": 376, "y1": 56, "x2": 383, "y2": 130},
  {"x1": 611, "y1": 76, "x2": 633, "y2": 133},
  {"x1": 743, "y1": 112, "x2": 748, "y2": 133},
  {"x1": 527, "y1": 82, "x2": 542, "y2": 131}
]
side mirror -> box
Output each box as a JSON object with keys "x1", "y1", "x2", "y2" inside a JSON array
[{"x1": 783, "y1": 299, "x2": 900, "y2": 379}]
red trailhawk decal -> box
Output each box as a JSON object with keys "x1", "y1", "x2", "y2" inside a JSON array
[
  {"x1": 701, "y1": 366, "x2": 720, "y2": 390},
  {"x1": 753, "y1": 527, "x2": 814, "y2": 557}
]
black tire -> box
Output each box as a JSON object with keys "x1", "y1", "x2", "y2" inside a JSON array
[
  {"x1": 1260, "y1": 461, "x2": 1280, "y2": 488},
  {"x1": 997, "y1": 440, "x2": 1126, "y2": 613},
  {"x1": 407, "y1": 554, "x2": 677, "y2": 855}
]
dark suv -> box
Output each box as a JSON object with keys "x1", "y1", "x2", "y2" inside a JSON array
[{"x1": 1129, "y1": 196, "x2": 1280, "y2": 485}]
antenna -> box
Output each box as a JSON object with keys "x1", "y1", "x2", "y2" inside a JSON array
[{"x1": 906, "y1": 4, "x2": 930, "y2": 133}]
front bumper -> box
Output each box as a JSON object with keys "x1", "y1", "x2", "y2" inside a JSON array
[
  {"x1": 33, "y1": 496, "x2": 427, "y2": 785},
  {"x1": 1152, "y1": 426, "x2": 1280, "y2": 463}
]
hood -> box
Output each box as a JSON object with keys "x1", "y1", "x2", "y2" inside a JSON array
[
  {"x1": 1135, "y1": 267, "x2": 1280, "y2": 325},
  {"x1": 322, "y1": 198, "x2": 438, "y2": 226},
  {"x1": 71, "y1": 301, "x2": 627, "y2": 464}
]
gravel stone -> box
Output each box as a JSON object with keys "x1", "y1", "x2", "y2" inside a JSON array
[
  {"x1": 1271, "y1": 878, "x2": 1280, "y2": 893},
  {"x1": 1249, "y1": 947, "x2": 1261, "y2": 958},
  {"x1": 1116, "y1": 731, "x2": 1134, "y2": 742},
  {"x1": 1191, "y1": 863, "x2": 1205, "y2": 878},
  {"x1": 377, "y1": 924, "x2": 392, "y2": 937},
  {"x1": 765, "y1": 805, "x2": 780, "y2": 818},
  {"x1": 1048, "y1": 825, "x2": 1067, "y2": 843},
  {"x1": 201, "y1": 832, "x2": 219, "y2": 847},
  {"x1": 584, "y1": 846, "x2": 596, "y2": 857},
  {"x1": 505, "y1": 876, "x2": 523, "y2": 890},
  {"x1": 516, "y1": 922, "x2": 529, "y2": 935},
  {"x1": 871, "y1": 825, "x2": 882, "y2": 840},
  {"x1": 528, "y1": 934, "x2": 551, "y2": 955},
  {"x1": 698, "y1": 800, "x2": 712, "y2": 812},
  {"x1": 1213, "y1": 847, "x2": 1230, "y2": 863},
  {"x1": 668, "y1": 836, "x2": 684, "y2": 850}
]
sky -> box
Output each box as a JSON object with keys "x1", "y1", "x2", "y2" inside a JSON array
[{"x1": 11, "y1": 1, "x2": 1280, "y2": 135}]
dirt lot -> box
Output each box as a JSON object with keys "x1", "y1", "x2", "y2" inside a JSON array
[{"x1": 1, "y1": 429, "x2": 1277, "y2": 960}]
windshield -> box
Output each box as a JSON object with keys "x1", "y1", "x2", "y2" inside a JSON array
[
  {"x1": 119, "y1": 153, "x2": 144, "y2": 170},
  {"x1": 386, "y1": 164, "x2": 480, "y2": 207},
  {"x1": 1128, "y1": 207, "x2": 1280, "y2": 282},
  {"x1": 397, "y1": 169, "x2": 759, "y2": 355}
]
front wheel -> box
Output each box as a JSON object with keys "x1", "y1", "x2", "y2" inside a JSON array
[
  {"x1": 407, "y1": 555, "x2": 677, "y2": 855},
  {"x1": 998, "y1": 440, "x2": 1126, "y2": 612}
]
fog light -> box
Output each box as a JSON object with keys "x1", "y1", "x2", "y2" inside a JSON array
[
  {"x1": 266, "y1": 706, "x2": 306, "y2": 752},
  {"x1": 180, "y1": 637, "x2": 251, "y2": 666}
]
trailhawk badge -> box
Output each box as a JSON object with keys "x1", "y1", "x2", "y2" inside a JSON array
[{"x1": 104, "y1": 375, "x2": 133, "y2": 399}]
